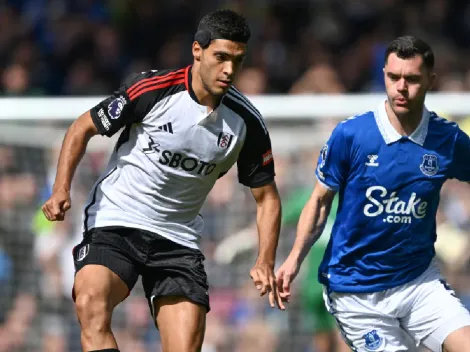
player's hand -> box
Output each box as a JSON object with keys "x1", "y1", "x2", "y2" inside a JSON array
[
  {"x1": 42, "y1": 189, "x2": 71, "y2": 221},
  {"x1": 250, "y1": 262, "x2": 286, "y2": 310},
  {"x1": 275, "y1": 256, "x2": 300, "y2": 303}
]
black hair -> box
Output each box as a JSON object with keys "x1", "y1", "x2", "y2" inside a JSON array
[
  {"x1": 385, "y1": 35, "x2": 434, "y2": 71},
  {"x1": 195, "y1": 9, "x2": 251, "y2": 48}
]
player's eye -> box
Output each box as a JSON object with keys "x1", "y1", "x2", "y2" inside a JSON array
[
  {"x1": 233, "y1": 56, "x2": 245, "y2": 66},
  {"x1": 215, "y1": 53, "x2": 225, "y2": 62},
  {"x1": 388, "y1": 74, "x2": 400, "y2": 81},
  {"x1": 406, "y1": 76, "x2": 420, "y2": 83}
]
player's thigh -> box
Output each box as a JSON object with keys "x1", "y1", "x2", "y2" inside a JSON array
[
  {"x1": 142, "y1": 235, "x2": 210, "y2": 350},
  {"x1": 72, "y1": 228, "x2": 141, "y2": 312},
  {"x1": 403, "y1": 278, "x2": 470, "y2": 352},
  {"x1": 153, "y1": 296, "x2": 206, "y2": 352},
  {"x1": 324, "y1": 289, "x2": 418, "y2": 351},
  {"x1": 73, "y1": 264, "x2": 130, "y2": 318},
  {"x1": 142, "y1": 234, "x2": 210, "y2": 313}
]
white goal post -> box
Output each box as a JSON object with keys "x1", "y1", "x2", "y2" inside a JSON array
[{"x1": 0, "y1": 93, "x2": 469, "y2": 152}]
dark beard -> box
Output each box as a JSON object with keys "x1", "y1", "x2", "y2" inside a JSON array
[{"x1": 202, "y1": 78, "x2": 225, "y2": 97}]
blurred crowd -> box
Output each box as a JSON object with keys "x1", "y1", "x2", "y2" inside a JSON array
[
  {"x1": 1, "y1": 0, "x2": 470, "y2": 96},
  {"x1": 1, "y1": 0, "x2": 470, "y2": 351}
]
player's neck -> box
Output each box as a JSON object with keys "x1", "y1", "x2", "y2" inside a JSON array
[
  {"x1": 190, "y1": 65, "x2": 222, "y2": 111},
  {"x1": 385, "y1": 100, "x2": 423, "y2": 137}
]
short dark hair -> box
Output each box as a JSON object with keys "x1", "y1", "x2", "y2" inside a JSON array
[
  {"x1": 195, "y1": 9, "x2": 251, "y2": 48},
  {"x1": 385, "y1": 36, "x2": 435, "y2": 71}
]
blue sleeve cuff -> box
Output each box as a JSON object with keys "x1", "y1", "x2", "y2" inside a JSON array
[{"x1": 315, "y1": 173, "x2": 339, "y2": 192}]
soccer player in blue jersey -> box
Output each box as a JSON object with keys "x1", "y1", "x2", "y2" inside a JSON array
[{"x1": 276, "y1": 36, "x2": 470, "y2": 352}]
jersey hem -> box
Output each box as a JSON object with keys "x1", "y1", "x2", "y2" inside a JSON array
[{"x1": 319, "y1": 265, "x2": 430, "y2": 293}]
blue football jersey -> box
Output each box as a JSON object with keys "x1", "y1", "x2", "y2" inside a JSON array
[{"x1": 315, "y1": 101, "x2": 470, "y2": 293}]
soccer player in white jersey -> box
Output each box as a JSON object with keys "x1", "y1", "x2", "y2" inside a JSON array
[
  {"x1": 276, "y1": 36, "x2": 470, "y2": 352},
  {"x1": 42, "y1": 9, "x2": 284, "y2": 352}
]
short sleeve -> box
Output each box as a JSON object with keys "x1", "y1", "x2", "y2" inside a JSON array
[
  {"x1": 315, "y1": 123, "x2": 350, "y2": 191},
  {"x1": 223, "y1": 90, "x2": 275, "y2": 188},
  {"x1": 90, "y1": 69, "x2": 184, "y2": 137},
  {"x1": 449, "y1": 127, "x2": 470, "y2": 182},
  {"x1": 237, "y1": 117, "x2": 275, "y2": 188}
]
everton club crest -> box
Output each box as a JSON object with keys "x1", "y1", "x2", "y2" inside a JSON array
[
  {"x1": 420, "y1": 154, "x2": 439, "y2": 176},
  {"x1": 363, "y1": 330, "x2": 384, "y2": 351}
]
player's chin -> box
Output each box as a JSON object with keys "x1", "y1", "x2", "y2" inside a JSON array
[
  {"x1": 211, "y1": 85, "x2": 230, "y2": 96},
  {"x1": 392, "y1": 103, "x2": 411, "y2": 116}
]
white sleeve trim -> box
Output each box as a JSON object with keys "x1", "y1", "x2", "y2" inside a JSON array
[{"x1": 315, "y1": 175, "x2": 338, "y2": 192}]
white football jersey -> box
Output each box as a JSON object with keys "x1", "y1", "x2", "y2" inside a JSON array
[{"x1": 83, "y1": 66, "x2": 275, "y2": 249}]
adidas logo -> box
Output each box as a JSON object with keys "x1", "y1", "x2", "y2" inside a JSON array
[{"x1": 157, "y1": 122, "x2": 173, "y2": 134}]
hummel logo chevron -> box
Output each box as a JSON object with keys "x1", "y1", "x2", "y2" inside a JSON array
[{"x1": 157, "y1": 122, "x2": 173, "y2": 134}]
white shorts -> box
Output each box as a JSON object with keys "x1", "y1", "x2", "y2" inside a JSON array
[{"x1": 323, "y1": 262, "x2": 470, "y2": 352}]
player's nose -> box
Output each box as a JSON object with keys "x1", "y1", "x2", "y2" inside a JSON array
[
  {"x1": 397, "y1": 78, "x2": 407, "y2": 91},
  {"x1": 222, "y1": 61, "x2": 235, "y2": 78}
]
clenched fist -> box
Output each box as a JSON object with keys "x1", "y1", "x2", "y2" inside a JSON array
[{"x1": 42, "y1": 189, "x2": 71, "y2": 221}]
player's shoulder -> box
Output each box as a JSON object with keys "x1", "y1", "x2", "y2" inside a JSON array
[
  {"x1": 123, "y1": 67, "x2": 187, "y2": 102},
  {"x1": 123, "y1": 67, "x2": 186, "y2": 85},
  {"x1": 428, "y1": 111, "x2": 460, "y2": 134},
  {"x1": 334, "y1": 110, "x2": 376, "y2": 137},
  {"x1": 223, "y1": 86, "x2": 267, "y2": 133}
]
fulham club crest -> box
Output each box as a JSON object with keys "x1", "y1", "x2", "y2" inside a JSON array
[
  {"x1": 217, "y1": 132, "x2": 233, "y2": 149},
  {"x1": 75, "y1": 244, "x2": 90, "y2": 262}
]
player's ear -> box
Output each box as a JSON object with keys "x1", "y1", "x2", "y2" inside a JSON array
[
  {"x1": 193, "y1": 41, "x2": 202, "y2": 62},
  {"x1": 428, "y1": 71, "x2": 437, "y2": 90}
]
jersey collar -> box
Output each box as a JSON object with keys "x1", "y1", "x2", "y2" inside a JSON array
[
  {"x1": 185, "y1": 65, "x2": 226, "y2": 109},
  {"x1": 374, "y1": 99, "x2": 430, "y2": 146},
  {"x1": 185, "y1": 65, "x2": 200, "y2": 104}
]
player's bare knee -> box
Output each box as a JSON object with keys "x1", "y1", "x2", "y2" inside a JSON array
[
  {"x1": 184, "y1": 326, "x2": 205, "y2": 351},
  {"x1": 74, "y1": 291, "x2": 111, "y2": 332},
  {"x1": 176, "y1": 337, "x2": 204, "y2": 352},
  {"x1": 442, "y1": 326, "x2": 470, "y2": 352},
  {"x1": 159, "y1": 322, "x2": 205, "y2": 352}
]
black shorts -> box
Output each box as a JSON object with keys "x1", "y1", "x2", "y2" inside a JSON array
[{"x1": 72, "y1": 226, "x2": 210, "y2": 313}]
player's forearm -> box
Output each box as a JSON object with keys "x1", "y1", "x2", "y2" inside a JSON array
[
  {"x1": 255, "y1": 195, "x2": 282, "y2": 267},
  {"x1": 290, "y1": 195, "x2": 330, "y2": 265},
  {"x1": 53, "y1": 114, "x2": 95, "y2": 192}
]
